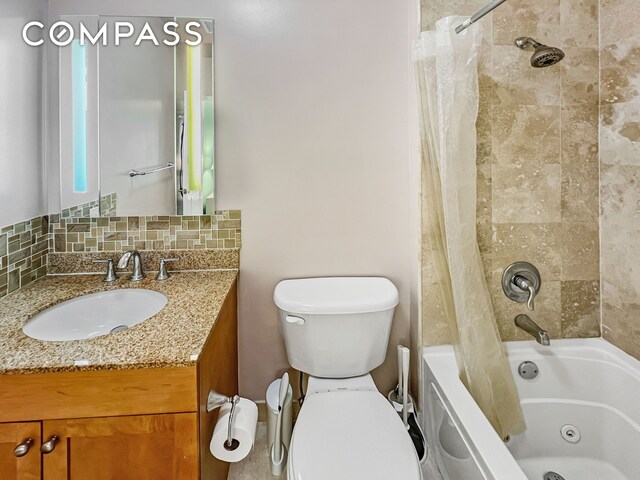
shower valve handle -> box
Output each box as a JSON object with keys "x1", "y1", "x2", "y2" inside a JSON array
[
  {"x1": 502, "y1": 262, "x2": 541, "y2": 312},
  {"x1": 513, "y1": 275, "x2": 536, "y2": 311}
]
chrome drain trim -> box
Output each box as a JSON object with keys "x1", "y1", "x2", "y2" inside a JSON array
[
  {"x1": 544, "y1": 472, "x2": 566, "y2": 480},
  {"x1": 518, "y1": 361, "x2": 539, "y2": 380}
]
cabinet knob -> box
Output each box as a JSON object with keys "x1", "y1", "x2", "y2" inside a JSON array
[
  {"x1": 41, "y1": 435, "x2": 59, "y2": 454},
  {"x1": 13, "y1": 438, "x2": 34, "y2": 457}
]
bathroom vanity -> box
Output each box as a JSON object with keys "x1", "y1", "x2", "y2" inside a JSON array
[
  {"x1": 0, "y1": 270, "x2": 238, "y2": 480},
  {"x1": 0, "y1": 9, "x2": 239, "y2": 479}
]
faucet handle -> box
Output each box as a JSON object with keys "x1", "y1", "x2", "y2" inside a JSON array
[
  {"x1": 502, "y1": 262, "x2": 541, "y2": 311},
  {"x1": 155, "y1": 257, "x2": 180, "y2": 281},
  {"x1": 525, "y1": 285, "x2": 536, "y2": 311},
  {"x1": 93, "y1": 259, "x2": 117, "y2": 282},
  {"x1": 513, "y1": 274, "x2": 536, "y2": 311}
]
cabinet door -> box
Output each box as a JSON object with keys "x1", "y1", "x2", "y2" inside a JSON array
[
  {"x1": 43, "y1": 413, "x2": 198, "y2": 480},
  {"x1": 0, "y1": 422, "x2": 41, "y2": 480}
]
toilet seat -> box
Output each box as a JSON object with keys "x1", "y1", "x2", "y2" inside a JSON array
[{"x1": 287, "y1": 389, "x2": 423, "y2": 480}]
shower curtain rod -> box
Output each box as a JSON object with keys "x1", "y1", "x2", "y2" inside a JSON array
[{"x1": 455, "y1": 0, "x2": 508, "y2": 34}]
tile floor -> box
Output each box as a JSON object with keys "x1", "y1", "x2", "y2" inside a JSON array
[
  {"x1": 228, "y1": 423, "x2": 285, "y2": 479},
  {"x1": 227, "y1": 422, "x2": 441, "y2": 479}
]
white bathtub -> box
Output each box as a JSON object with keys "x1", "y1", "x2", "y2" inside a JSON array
[{"x1": 422, "y1": 338, "x2": 640, "y2": 480}]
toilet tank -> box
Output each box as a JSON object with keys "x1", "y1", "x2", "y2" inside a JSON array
[{"x1": 273, "y1": 277, "x2": 399, "y2": 378}]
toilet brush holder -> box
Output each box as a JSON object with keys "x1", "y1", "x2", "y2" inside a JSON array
[
  {"x1": 270, "y1": 443, "x2": 287, "y2": 476},
  {"x1": 267, "y1": 379, "x2": 293, "y2": 454},
  {"x1": 267, "y1": 373, "x2": 292, "y2": 476},
  {"x1": 388, "y1": 345, "x2": 427, "y2": 463},
  {"x1": 388, "y1": 388, "x2": 416, "y2": 414}
]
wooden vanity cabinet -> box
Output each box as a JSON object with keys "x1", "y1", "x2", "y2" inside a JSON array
[
  {"x1": 42, "y1": 413, "x2": 199, "y2": 480},
  {"x1": 0, "y1": 279, "x2": 238, "y2": 480},
  {"x1": 0, "y1": 422, "x2": 41, "y2": 480}
]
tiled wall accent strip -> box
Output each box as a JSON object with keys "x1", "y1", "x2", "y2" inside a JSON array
[
  {"x1": 60, "y1": 193, "x2": 117, "y2": 219},
  {"x1": 0, "y1": 216, "x2": 49, "y2": 299},
  {"x1": 0, "y1": 210, "x2": 240, "y2": 299},
  {"x1": 48, "y1": 210, "x2": 241, "y2": 253}
]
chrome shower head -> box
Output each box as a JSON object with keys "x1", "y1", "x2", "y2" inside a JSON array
[{"x1": 515, "y1": 37, "x2": 565, "y2": 68}]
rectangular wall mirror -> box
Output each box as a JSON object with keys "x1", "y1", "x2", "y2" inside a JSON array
[{"x1": 58, "y1": 15, "x2": 215, "y2": 217}]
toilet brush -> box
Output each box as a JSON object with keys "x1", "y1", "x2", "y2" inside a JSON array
[
  {"x1": 387, "y1": 345, "x2": 428, "y2": 462},
  {"x1": 389, "y1": 345, "x2": 406, "y2": 409},
  {"x1": 270, "y1": 372, "x2": 289, "y2": 476},
  {"x1": 402, "y1": 346, "x2": 410, "y2": 429},
  {"x1": 397, "y1": 345, "x2": 404, "y2": 400}
]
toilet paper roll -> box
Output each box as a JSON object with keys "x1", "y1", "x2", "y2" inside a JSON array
[{"x1": 210, "y1": 397, "x2": 258, "y2": 462}]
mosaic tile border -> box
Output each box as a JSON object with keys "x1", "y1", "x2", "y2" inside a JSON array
[
  {"x1": 0, "y1": 210, "x2": 240, "y2": 299},
  {"x1": 49, "y1": 210, "x2": 241, "y2": 253},
  {"x1": 100, "y1": 193, "x2": 117, "y2": 217},
  {"x1": 60, "y1": 193, "x2": 117, "y2": 219},
  {"x1": 0, "y1": 216, "x2": 49, "y2": 299}
]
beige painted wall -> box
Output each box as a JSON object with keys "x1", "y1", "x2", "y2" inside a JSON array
[
  {"x1": 420, "y1": 0, "x2": 601, "y2": 346},
  {"x1": 47, "y1": 0, "x2": 420, "y2": 400}
]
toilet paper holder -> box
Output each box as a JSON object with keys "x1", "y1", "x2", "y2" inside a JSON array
[{"x1": 207, "y1": 390, "x2": 241, "y2": 451}]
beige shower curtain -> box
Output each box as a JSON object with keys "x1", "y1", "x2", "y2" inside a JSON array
[{"x1": 415, "y1": 17, "x2": 525, "y2": 439}]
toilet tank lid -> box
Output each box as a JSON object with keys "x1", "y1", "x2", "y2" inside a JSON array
[{"x1": 273, "y1": 277, "x2": 399, "y2": 315}]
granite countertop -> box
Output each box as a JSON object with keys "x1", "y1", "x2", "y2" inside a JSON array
[{"x1": 0, "y1": 270, "x2": 237, "y2": 374}]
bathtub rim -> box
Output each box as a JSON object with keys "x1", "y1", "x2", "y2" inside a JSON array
[
  {"x1": 421, "y1": 337, "x2": 639, "y2": 480},
  {"x1": 423, "y1": 344, "x2": 528, "y2": 480}
]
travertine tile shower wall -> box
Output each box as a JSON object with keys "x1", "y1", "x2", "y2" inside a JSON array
[
  {"x1": 421, "y1": 0, "x2": 601, "y2": 344},
  {"x1": 600, "y1": 0, "x2": 640, "y2": 356}
]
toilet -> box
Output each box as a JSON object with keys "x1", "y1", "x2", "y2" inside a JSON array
[{"x1": 274, "y1": 277, "x2": 423, "y2": 480}]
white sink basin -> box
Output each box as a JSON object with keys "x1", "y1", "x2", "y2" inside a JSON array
[{"x1": 22, "y1": 289, "x2": 168, "y2": 341}]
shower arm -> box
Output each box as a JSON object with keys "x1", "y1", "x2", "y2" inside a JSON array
[
  {"x1": 515, "y1": 37, "x2": 543, "y2": 49},
  {"x1": 455, "y1": 0, "x2": 509, "y2": 34}
]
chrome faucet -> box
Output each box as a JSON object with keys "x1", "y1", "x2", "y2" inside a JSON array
[
  {"x1": 515, "y1": 314, "x2": 550, "y2": 346},
  {"x1": 117, "y1": 250, "x2": 145, "y2": 281}
]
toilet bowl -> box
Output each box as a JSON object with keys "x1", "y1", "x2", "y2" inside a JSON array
[
  {"x1": 287, "y1": 375, "x2": 422, "y2": 480},
  {"x1": 274, "y1": 277, "x2": 423, "y2": 480}
]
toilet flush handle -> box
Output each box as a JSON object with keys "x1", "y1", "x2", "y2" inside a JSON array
[{"x1": 285, "y1": 315, "x2": 305, "y2": 326}]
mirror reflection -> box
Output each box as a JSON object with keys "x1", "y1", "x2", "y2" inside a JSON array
[{"x1": 58, "y1": 16, "x2": 214, "y2": 217}]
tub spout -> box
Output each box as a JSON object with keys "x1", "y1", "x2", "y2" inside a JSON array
[{"x1": 515, "y1": 314, "x2": 550, "y2": 346}]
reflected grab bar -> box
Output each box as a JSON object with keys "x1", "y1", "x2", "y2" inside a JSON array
[{"x1": 129, "y1": 162, "x2": 175, "y2": 177}]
